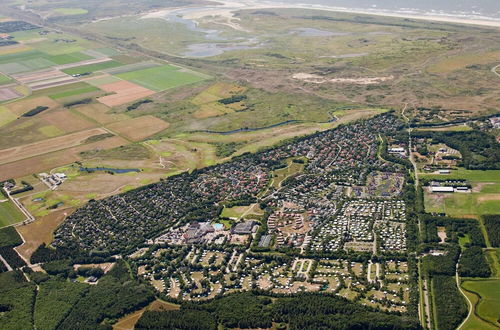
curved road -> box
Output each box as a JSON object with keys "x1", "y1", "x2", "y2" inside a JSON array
[
  {"x1": 491, "y1": 64, "x2": 500, "y2": 78},
  {"x1": 456, "y1": 254, "x2": 473, "y2": 330}
]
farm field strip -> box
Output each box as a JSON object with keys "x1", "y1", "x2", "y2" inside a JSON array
[
  {"x1": 0, "y1": 127, "x2": 108, "y2": 165},
  {"x1": 0, "y1": 135, "x2": 129, "y2": 181},
  {"x1": 105, "y1": 115, "x2": 170, "y2": 141},
  {"x1": 0, "y1": 87, "x2": 22, "y2": 101},
  {"x1": 0, "y1": 199, "x2": 26, "y2": 227},
  {"x1": 97, "y1": 80, "x2": 155, "y2": 107},
  {"x1": 55, "y1": 57, "x2": 113, "y2": 70},
  {"x1": 29, "y1": 78, "x2": 81, "y2": 91},
  {"x1": 115, "y1": 64, "x2": 209, "y2": 91}
]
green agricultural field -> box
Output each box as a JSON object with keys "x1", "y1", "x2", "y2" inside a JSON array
[
  {"x1": 420, "y1": 169, "x2": 500, "y2": 182},
  {"x1": 0, "y1": 56, "x2": 56, "y2": 74},
  {"x1": 53, "y1": 8, "x2": 89, "y2": 16},
  {"x1": 49, "y1": 85, "x2": 100, "y2": 99},
  {"x1": 0, "y1": 73, "x2": 11, "y2": 85},
  {"x1": 424, "y1": 191, "x2": 500, "y2": 216},
  {"x1": 0, "y1": 200, "x2": 25, "y2": 227},
  {"x1": 462, "y1": 279, "x2": 500, "y2": 328},
  {"x1": 116, "y1": 65, "x2": 209, "y2": 92},
  {"x1": 44, "y1": 52, "x2": 92, "y2": 65},
  {"x1": 62, "y1": 60, "x2": 122, "y2": 75},
  {"x1": 31, "y1": 81, "x2": 93, "y2": 98}
]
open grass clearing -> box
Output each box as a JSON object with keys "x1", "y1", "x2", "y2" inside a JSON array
[
  {"x1": 414, "y1": 124, "x2": 472, "y2": 132},
  {"x1": 15, "y1": 208, "x2": 72, "y2": 260},
  {"x1": 0, "y1": 200, "x2": 25, "y2": 228},
  {"x1": 113, "y1": 299, "x2": 179, "y2": 330},
  {"x1": 427, "y1": 51, "x2": 500, "y2": 74},
  {"x1": 116, "y1": 64, "x2": 209, "y2": 92},
  {"x1": 52, "y1": 8, "x2": 89, "y2": 16},
  {"x1": 424, "y1": 191, "x2": 500, "y2": 216},
  {"x1": 462, "y1": 279, "x2": 500, "y2": 329},
  {"x1": 420, "y1": 169, "x2": 500, "y2": 183}
]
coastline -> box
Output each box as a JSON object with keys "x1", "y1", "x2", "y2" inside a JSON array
[{"x1": 143, "y1": 0, "x2": 500, "y2": 28}]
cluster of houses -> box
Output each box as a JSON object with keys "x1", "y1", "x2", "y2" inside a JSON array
[
  {"x1": 131, "y1": 243, "x2": 410, "y2": 312},
  {"x1": 53, "y1": 114, "x2": 408, "y2": 260},
  {"x1": 309, "y1": 199, "x2": 407, "y2": 253}
]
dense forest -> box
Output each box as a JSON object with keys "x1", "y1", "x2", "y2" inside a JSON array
[
  {"x1": 136, "y1": 292, "x2": 420, "y2": 330},
  {"x1": 0, "y1": 227, "x2": 26, "y2": 272},
  {"x1": 421, "y1": 216, "x2": 485, "y2": 247},
  {"x1": 432, "y1": 275, "x2": 468, "y2": 330},
  {"x1": 458, "y1": 246, "x2": 491, "y2": 277},
  {"x1": 483, "y1": 215, "x2": 500, "y2": 247},
  {"x1": 412, "y1": 130, "x2": 499, "y2": 170}
]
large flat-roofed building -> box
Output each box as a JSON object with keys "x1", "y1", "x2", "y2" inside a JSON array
[
  {"x1": 232, "y1": 220, "x2": 256, "y2": 234},
  {"x1": 430, "y1": 186, "x2": 454, "y2": 193}
]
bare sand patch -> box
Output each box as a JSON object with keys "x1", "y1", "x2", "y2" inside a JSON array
[
  {"x1": 293, "y1": 72, "x2": 394, "y2": 84},
  {"x1": 106, "y1": 115, "x2": 170, "y2": 141},
  {"x1": 437, "y1": 226, "x2": 447, "y2": 244}
]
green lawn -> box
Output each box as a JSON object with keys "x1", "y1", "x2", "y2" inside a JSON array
[
  {"x1": 49, "y1": 85, "x2": 100, "y2": 99},
  {"x1": 462, "y1": 279, "x2": 500, "y2": 328},
  {"x1": 459, "y1": 234, "x2": 471, "y2": 249},
  {"x1": 62, "y1": 60, "x2": 123, "y2": 75},
  {"x1": 116, "y1": 65, "x2": 209, "y2": 91},
  {"x1": 0, "y1": 200, "x2": 25, "y2": 227}
]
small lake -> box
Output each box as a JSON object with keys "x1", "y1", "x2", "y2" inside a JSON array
[
  {"x1": 291, "y1": 28, "x2": 349, "y2": 37},
  {"x1": 183, "y1": 41, "x2": 261, "y2": 57},
  {"x1": 79, "y1": 167, "x2": 141, "y2": 174}
]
